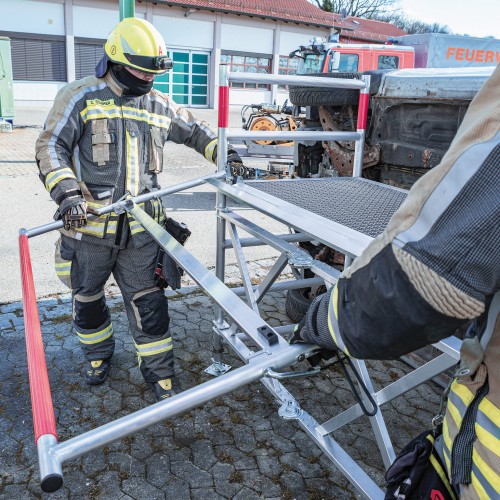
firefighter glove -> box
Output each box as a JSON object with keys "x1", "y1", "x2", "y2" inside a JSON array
[
  {"x1": 56, "y1": 195, "x2": 88, "y2": 231},
  {"x1": 154, "y1": 249, "x2": 184, "y2": 290},
  {"x1": 162, "y1": 252, "x2": 184, "y2": 290}
]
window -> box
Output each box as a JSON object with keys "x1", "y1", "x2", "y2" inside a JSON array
[
  {"x1": 337, "y1": 54, "x2": 359, "y2": 72},
  {"x1": 75, "y1": 40, "x2": 105, "y2": 80},
  {"x1": 220, "y1": 52, "x2": 271, "y2": 89},
  {"x1": 378, "y1": 55, "x2": 399, "y2": 70},
  {"x1": 297, "y1": 54, "x2": 322, "y2": 74},
  {"x1": 9, "y1": 35, "x2": 66, "y2": 81},
  {"x1": 278, "y1": 55, "x2": 298, "y2": 89}
]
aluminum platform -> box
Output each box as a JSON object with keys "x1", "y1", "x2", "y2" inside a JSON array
[{"x1": 245, "y1": 177, "x2": 408, "y2": 239}]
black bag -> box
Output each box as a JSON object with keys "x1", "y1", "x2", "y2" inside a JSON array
[
  {"x1": 385, "y1": 429, "x2": 457, "y2": 500},
  {"x1": 154, "y1": 217, "x2": 191, "y2": 290}
]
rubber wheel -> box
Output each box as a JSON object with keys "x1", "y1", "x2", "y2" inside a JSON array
[
  {"x1": 285, "y1": 288, "x2": 312, "y2": 323},
  {"x1": 288, "y1": 72, "x2": 362, "y2": 107}
]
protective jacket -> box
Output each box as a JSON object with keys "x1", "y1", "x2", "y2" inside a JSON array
[
  {"x1": 35, "y1": 69, "x2": 218, "y2": 385},
  {"x1": 36, "y1": 69, "x2": 218, "y2": 247},
  {"x1": 299, "y1": 64, "x2": 500, "y2": 498}
]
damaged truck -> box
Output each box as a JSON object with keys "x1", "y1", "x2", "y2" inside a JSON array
[{"x1": 284, "y1": 54, "x2": 495, "y2": 319}]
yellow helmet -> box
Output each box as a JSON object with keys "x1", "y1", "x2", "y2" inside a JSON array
[{"x1": 104, "y1": 18, "x2": 172, "y2": 74}]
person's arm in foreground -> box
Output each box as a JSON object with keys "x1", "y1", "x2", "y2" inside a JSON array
[{"x1": 295, "y1": 65, "x2": 500, "y2": 360}]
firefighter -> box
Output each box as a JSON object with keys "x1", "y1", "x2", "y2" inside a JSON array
[
  {"x1": 35, "y1": 17, "x2": 242, "y2": 402},
  {"x1": 290, "y1": 64, "x2": 499, "y2": 498}
]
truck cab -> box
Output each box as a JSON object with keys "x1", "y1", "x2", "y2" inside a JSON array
[{"x1": 290, "y1": 37, "x2": 415, "y2": 74}]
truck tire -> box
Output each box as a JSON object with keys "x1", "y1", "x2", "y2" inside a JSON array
[
  {"x1": 289, "y1": 72, "x2": 362, "y2": 107},
  {"x1": 285, "y1": 288, "x2": 312, "y2": 323}
]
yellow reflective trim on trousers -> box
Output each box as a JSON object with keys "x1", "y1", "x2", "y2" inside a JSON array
[
  {"x1": 126, "y1": 129, "x2": 140, "y2": 196},
  {"x1": 134, "y1": 338, "x2": 173, "y2": 356},
  {"x1": 473, "y1": 450, "x2": 500, "y2": 494},
  {"x1": 45, "y1": 167, "x2": 77, "y2": 192},
  {"x1": 55, "y1": 262, "x2": 71, "y2": 271},
  {"x1": 76, "y1": 324, "x2": 113, "y2": 345},
  {"x1": 205, "y1": 138, "x2": 218, "y2": 162},
  {"x1": 327, "y1": 283, "x2": 350, "y2": 355}
]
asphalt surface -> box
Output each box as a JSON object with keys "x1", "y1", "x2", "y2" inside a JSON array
[{"x1": 0, "y1": 105, "x2": 445, "y2": 499}]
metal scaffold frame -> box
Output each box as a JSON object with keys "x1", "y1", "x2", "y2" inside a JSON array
[{"x1": 19, "y1": 68, "x2": 460, "y2": 497}]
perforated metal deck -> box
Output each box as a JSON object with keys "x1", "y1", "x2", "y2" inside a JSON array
[{"x1": 245, "y1": 177, "x2": 408, "y2": 239}]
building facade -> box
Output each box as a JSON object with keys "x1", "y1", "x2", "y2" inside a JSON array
[{"x1": 0, "y1": 0, "x2": 406, "y2": 108}]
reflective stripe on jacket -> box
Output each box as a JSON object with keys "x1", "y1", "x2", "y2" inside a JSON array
[
  {"x1": 36, "y1": 70, "x2": 217, "y2": 245},
  {"x1": 301, "y1": 65, "x2": 500, "y2": 498}
]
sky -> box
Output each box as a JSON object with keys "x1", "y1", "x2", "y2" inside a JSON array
[{"x1": 398, "y1": 0, "x2": 500, "y2": 38}]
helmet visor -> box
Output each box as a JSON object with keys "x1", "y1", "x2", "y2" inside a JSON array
[{"x1": 123, "y1": 54, "x2": 173, "y2": 73}]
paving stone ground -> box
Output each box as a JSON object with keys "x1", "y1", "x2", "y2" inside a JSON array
[{"x1": 0, "y1": 263, "x2": 445, "y2": 500}]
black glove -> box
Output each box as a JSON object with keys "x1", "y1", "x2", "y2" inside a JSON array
[
  {"x1": 154, "y1": 217, "x2": 190, "y2": 290},
  {"x1": 162, "y1": 252, "x2": 183, "y2": 290},
  {"x1": 56, "y1": 195, "x2": 87, "y2": 231},
  {"x1": 288, "y1": 316, "x2": 307, "y2": 344},
  {"x1": 213, "y1": 146, "x2": 245, "y2": 175}
]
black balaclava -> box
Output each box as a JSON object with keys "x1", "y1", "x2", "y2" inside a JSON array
[{"x1": 111, "y1": 64, "x2": 154, "y2": 96}]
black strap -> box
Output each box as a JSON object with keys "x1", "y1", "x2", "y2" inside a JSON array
[{"x1": 322, "y1": 352, "x2": 378, "y2": 417}]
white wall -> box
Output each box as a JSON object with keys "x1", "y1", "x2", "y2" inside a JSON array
[
  {"x1": 1, "y1": 0, "x2": 65, "y2": 36},
  {"x1": 7, "y1": 1, "x2": 328, "y2": 106},
  {"x1": 13, "y1": 81, "x2": 65, "y2": 103},
  {"x1": 153, "y1": 15, "x2": 214, "y2": 50},
  {"x1": 229, "y1": 89, "x2": 271, "y2": 106},
  {"x1": 73, "y1": 5, "x2": 124, "y2": 38},
  {"x1": 279, "y1": 30, "x2": 318, "y2": 55},
  {"x1": 221, "y1": 23, "x2": 274, "y2": 54}
]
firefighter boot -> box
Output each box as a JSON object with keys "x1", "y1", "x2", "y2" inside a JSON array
[
  {"x1": 84, "y1": 358, "x2": 111, "y2": 385},
  {"x1": 151, "y1": 378, "x2": 176, "y2": 402}
]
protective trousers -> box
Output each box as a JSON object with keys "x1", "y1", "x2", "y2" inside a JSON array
[{"x1": 55, "y1": 234, "x2": 173, "y2": 383}]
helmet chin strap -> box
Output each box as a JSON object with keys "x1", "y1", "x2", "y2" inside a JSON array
[{"x1": 111, "y1": 65, "x2": 154, "y2": 96}]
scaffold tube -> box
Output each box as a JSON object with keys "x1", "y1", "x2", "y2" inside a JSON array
[
  {"x1": 356, "y1": 76, "x2": 371, "y2": 131},
  {"x1": 18, "y1": 232, "x2": 58, "y2": 444},
  {"x1": 218, "y1": 84, "x2": 229, "y2": 128}
]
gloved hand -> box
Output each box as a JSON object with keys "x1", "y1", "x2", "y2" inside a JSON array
[
  {"x1": 162, "y1": 252, "x2": 184, "y2": 290},
  {"x1": 154, "y1": 249, "x2": 184, "y2": 290},
  {"x1": 288, "y1": 316, "x2": 307, "y2": 344},
  {"x1": 213, "y1": 146, "x2": 245, "y2": 175},
  {"x1": 56, "y1": 195, "x2": 87, "y2": 231},
  {"x1": 227, "y1": 148, "x2": 243, "y2": 166}
]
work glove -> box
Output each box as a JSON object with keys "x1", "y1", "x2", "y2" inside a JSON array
[
  {"x1": 288, "y1": 293, "x2": 339, "y2": 354},
  {"x1": 213, "y1": 146, "x2": 245, "y2": 176},
  {"x1": 56, "y1": 195, "x2": 88, "y2": 231},
  {"x1": 162, "y1": 253, "x2": 184, "y2": 290},
  {"x1": 154, "y1": 251, "x2": 184, "y2": 290},
  {"x1": 154, "y1": 217, "x2": 191, "y2": 291},
  {"x1": 288, "y1": 316, "x2": 307, "y2": 344}
]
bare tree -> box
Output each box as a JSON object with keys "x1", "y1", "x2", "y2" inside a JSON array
[
  {"x1": 374, "y1": 12, "x2": 451, "y2": 34},
  {"x1": 312, "y1": 0, "x2": 398, "y2": 19}
]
